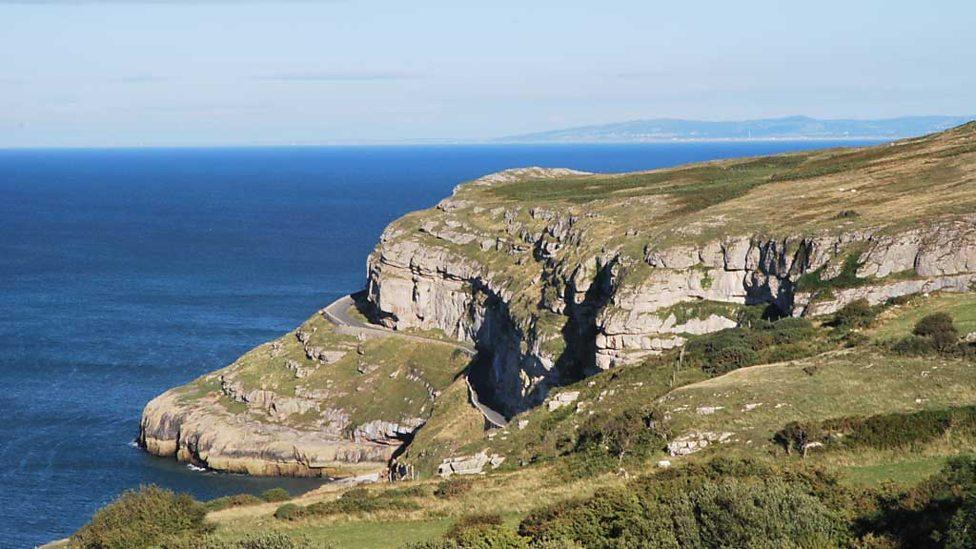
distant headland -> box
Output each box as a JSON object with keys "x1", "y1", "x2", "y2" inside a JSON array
[{"x1": 495, "y1": 115, "x2": 973, "y2": 143}]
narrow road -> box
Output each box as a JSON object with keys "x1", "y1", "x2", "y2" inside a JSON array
[{"x1": 323, "y1": 294, "x2": 507, "y2": 428}]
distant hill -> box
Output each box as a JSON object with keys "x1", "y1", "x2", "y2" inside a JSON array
[{"x1": 497, "y1": 115, "x2": 973, "y2": 143}]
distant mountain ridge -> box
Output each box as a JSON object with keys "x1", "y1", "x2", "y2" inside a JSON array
[{"x1": 498, "y1": 115, "x2": 973, "y2": 143}]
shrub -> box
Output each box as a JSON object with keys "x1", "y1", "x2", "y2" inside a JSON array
[
  {"x1": 273, "y1": 503, "x2": 307, "y2": 521},
  {"x1": 204, "y1": 493, "x2": 264, "y2": 512},
  {"x1": 237, "y1": 531, "x2": 319, "y2": 549},
  {"x1": 888, "y1": 334, "x2": 936, "y2": 355},
  {"x1": 445, "y1": 513, "x2": 506, "y2": 542},
  {"x1": 381, "y1": 484, "x2": 431, "y2": 498},
  {"x1": 830, "y1": 299, "x2": 876, "y2": 329},
  {"x1": 71, "y1": 485, "x2": 212, "y2": 548},
  {"x1": 519, "y1": 463, "x2": 849, "y2": 547},
  {"x1": 303, "y1": 488, "x2": 421, "y2": 516},
  {"x1": 574, "y1": 408, "x2": 662, "y2": 460},
  {"x1": 913, "y1": 312, "x2": 959, "y2": 350},
  {"x1": 260, "y1": 487, "x2": 291, "y2": 502},
  {"x1": 774, "y1": 407, "x2": 976, "y2": 454},
  {"x1": 684, "y1": 316, "x2": 822, "y2": 375},
  {"x1": 773, "y1": 421, "x2": 822, "y2": 455},
  {"x1": 945, "y1": 497, "x2": 976, "y2": 549},
  {"x1": 869, "y1": 456, "x2": 976, "y2": 546},
  {"x1": 708, "y1": 345, "x2": 759, "y2": 374},
  {"x1": 434, "y1": 477, "x2": 474, "y2": 499}
]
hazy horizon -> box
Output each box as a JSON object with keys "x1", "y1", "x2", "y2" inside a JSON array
[{"x1": 2, "y1": 1, "x2": 974, "y2": 147}]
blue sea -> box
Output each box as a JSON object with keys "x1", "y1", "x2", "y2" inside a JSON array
[{"x1": 0, "y1": 141, "x2": 878, "y2": 547}]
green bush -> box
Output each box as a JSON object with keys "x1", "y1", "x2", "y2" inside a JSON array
[
  {"x1": 443, "y1": 512, "x2": 523, "y2": 548},
  {"x1": 260, "y1": 487, "x2": 291, "y2": 502},
  {"x1": 273, "y1": 503, "x2": 307, "y2": 521},
  {"x1": 434, "y1": 477, "x2": 474, "y2": 499},
  {"x1": 830, "y1": 299, "x2": 876, "y2": 329},
  {"x1": 683, "y1": 316, "x2": 822, "y2": 376},
  {"x1": 887, "y1": 334, "x2": 937, "y2": 355},
  {"x1": 204, "y1": 493, "x2": 264, "y2": 512},
  {"x1": 519, "y1": 460, "x2": 849, "y2": 547},
  {"x1": 869, "y1": 456, "x2": 976, "y2": 547},
  {"x1": 71, "y1": 485, "x2": 212, "y2": 548},
  {"x1": 709, "y1": 345, "x2": 759, "y2": 374},
  {"x1": 380, "y1": 484, "x2": 431, "y2": 498},
  {"x1": 913, "y1": 312, "x2": 959, "y2": 350},
  {"x1": 302, "y1": 488, "x2": 421, "y2": 517},
  {"x1": 236, "y1": 531, "x2": 319, "y2": 549},
  {"x1": 774, "y1": 406, "x2": 976, "y2": 454}
]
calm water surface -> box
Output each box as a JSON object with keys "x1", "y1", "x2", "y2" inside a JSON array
[{"x1": 0, "y1": 141, "x2": 878, "y2": 547}]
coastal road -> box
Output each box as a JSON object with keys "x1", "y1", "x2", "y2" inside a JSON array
[{"x1": 323, "y1": 294, "x2": 508, "y2": 428}]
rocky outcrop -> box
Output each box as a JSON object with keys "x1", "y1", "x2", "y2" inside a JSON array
[
  {"x1": 140, "y1": 390, "x2": 392, "y2": 477},
  {"x1": 436, "y1": 449, "x2": 506, "y2": 477},
  {"x1": 366, "y1": 164, "x2": 976, "y2": 406}
]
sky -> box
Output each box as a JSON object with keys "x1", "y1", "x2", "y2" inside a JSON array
[{"x1": 0, "y1": 0, "x2": 973, "y2": 147}]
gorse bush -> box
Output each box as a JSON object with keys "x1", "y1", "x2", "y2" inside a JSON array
[
  {"x1": 554, "y1": 407, "x2": 667, "y2": 480},
  {"x1": 774, "y1": 406, "x2": 976, "y2": 454},
  {"x1": 235, "y1": 531, "x2": 318, "y2": 549},
  {"x1": 913, "y1": 312, "x2": 960, "y2": 350},
  {"x1": 519, "y1": 459, "x2": 850, "y2": 547},
  {"x1": 204, "y1": 493, "x2": 264, "y2": 512},
  {"x1": 273, "y1": 503, "x2": 307, "y2": 521},
  {"x1": 71, "y1": 485, "x2": 212, "y2": 548},
  {"x1": 683, "y1": 316, "x2": 820, "y2": 375},
  {"x1": 829, "y1": 298, "x2": 877, "y2": 329},
  {"x1": 888, "y1": 312, "x2": 968, "y2": 356},
  {"x1": 277, "y1": 486, "x2": 421, "y2": 520},
  {"x1": 434, "y1": 477, "x2": 474, "y2": 499},
  {"x1": 260, "y1": 487, "x2": 291, "y2": 502},
  {"x1": 868, "y1": 456, "x2": 976, "y2": 548}
]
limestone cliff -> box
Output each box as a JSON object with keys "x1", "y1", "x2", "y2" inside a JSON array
[
  {"x1": 365, "y1": 122, "x2": 976, "y2": 414},
  {"x1": 141, "y1": 122, "x2": 976, "y2": 476}
]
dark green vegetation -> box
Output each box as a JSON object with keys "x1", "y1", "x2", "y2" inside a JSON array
[
  {"x1": 274, "y1": 488, "x2": 421, "y2": 521},
  {"x1": 680, "y1": 315, "x2": 823, "y2": 374},
  {"x1": 402, "y1": 457, "x2": 976, "y2": 549},
  {"x1": 776, "y1": 406, "x2": 976, "y2": 455},
  {"x1": 71, "y1": 486, "x2": 212, "y2": 548}
]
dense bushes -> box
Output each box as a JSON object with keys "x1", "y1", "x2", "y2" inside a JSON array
[
  {"x1": 274, "y1": 486, "x2": 421, "y2": 521},
  {"x1": 683, "y1": 316, "x2": 820, "y2": 375},
  {"x1": 868, "y1": 456, "x2": 976, "y2": 548},
  {"x1": 519, "y1": 459, "x2": 850, "y2": 547},
  {"x1": 555, "y1": 407, "x2": 668, "y2": 479},
  {"x1": 71, "y1": 485, "x2": 212, "y2": 548},
  {"x1": 774, "y1": 406, "x2": 976, "y2": 454}
]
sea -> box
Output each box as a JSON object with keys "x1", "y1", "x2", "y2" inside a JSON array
[{"x1": 0, "y1": 141, "x2": 879, "y2": 547}]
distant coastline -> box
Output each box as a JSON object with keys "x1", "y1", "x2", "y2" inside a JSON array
[{"x1": 496, "y1": 115, "x2": 973, "y2": 144}]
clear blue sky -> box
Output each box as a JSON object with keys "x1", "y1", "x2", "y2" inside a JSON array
[{"x1": 1, "y1": 0, "x2": 973, "y2": 147}]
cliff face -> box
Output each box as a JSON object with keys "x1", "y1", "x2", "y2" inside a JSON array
[
  {"x1": 365, "y1": 123, "x2": 976, "y2": 414},
  {"x1": 141, "y1": 122, "x2": 976, "y2": 475}
]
